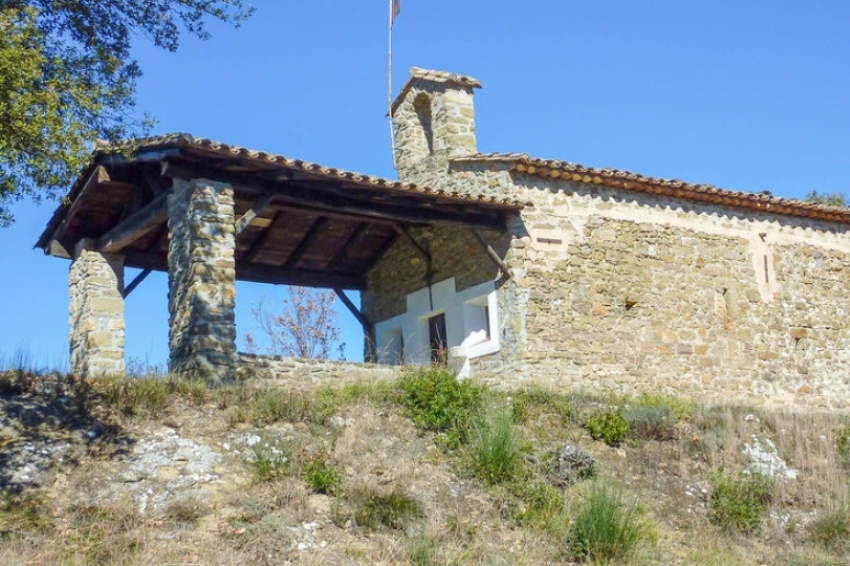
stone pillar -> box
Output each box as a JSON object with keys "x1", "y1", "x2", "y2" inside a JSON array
[
  {"x1": 68, "y1": 239, "x2": 125, "y2": 376},
  {"x1": 167, "y1": 178, "x2": 237, "y2": 381}
]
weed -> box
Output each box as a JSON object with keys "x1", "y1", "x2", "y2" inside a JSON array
[
  {"x1": 547, "y1": 444, "x2": 597, "y2": 487},
  {"x1": 709, "y1": 470, "x2": 775, "y2": 533},
  {"x1": 163, "y1": 495, "x2": 207, "y2": 525},
  {"x1": 565, "y1": 481, "x2": 652, "y2": 564},
  {"x1": 511, "y1": 386, "x2": 575, "y2": 424},
  {"x1": 624, "y1": 404, "x2": 677, "y2": 441},
  {"x1": 397, "y1": 365, "x2": 483, "y2": 449},
  {"x1": 251, "y1": 443, "x2": 290, "y2": 482},
  {"x1": 809, "y1": 503, "x2": 850, "y2": 550},
  {"x1": 0, "y1": 492, "x2": 53, "y2": 536},
  {"x1": 303, "y1": 452, "x2": 343, "y2": 495},
  {"x1": 408, "y1": 535, "x2": 442, "y2": 566},
  {"x1": 836, "y1": 424, "x2": 850, "y2": 461},
  {"x1": 631, "y1": 392, "x2": 696, "y2": 420},
  {"x1": 587, "y1": 410, "x2": 628, "y2": 446},
  {"x1": 351, "y1": 487, "x2": 422, "y2": 531},
  {"x1": 470, "y1": 406, "x2": 525, "y2": 484},
  {"x1": 512, "y1": 480, "x2": 564, "y2": 528}
]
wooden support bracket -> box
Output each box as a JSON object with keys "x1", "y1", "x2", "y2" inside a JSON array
[
  {"x1": 334, "y1": 288, "x2": 372, "y2": 334},
  {"x1": 235, "y1": 193, "x2": 276, "y2": 235},
  {"x1": 471, "y1": 227, "x2": 511, "y2": 278},
  {"x1": 123, "y1": 268, "x2": 153, "y2": 298}
]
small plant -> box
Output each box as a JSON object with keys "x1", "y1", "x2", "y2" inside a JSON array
[
  {"x1": 809, "y1": 503, "x2": 850, "y2": 550},
  {"x1": 352, "y1": 487, "x2": 422, "y2": 531},
  {"x1": 408, "y1": 535, "x2": 442, "y2": 566},
  {"x1": 303, "y1": 452, "x2": 343, "y2": 495},
  {"x1": 397, "y1": 365, "x2": 483, "y2": 449},
  {"x1": 565, "y1": 481, "x2": 652, "y2": 564},
  {"x1": 163, "y1": 495, "x2": 207, "y2": 525},
  {"x1": 709, "y1": 470, "x2": 775, "y2": 533},
  {"x1": 547, "y1": 444, "x2": 597, "y2": 487},
  {"x1": 512, "y1": 480, "x2": 564, "y2": 528},
  {"x1": 836, "y1": 424, "x2": 850, "y2": 460},
  {"x1": 251, "y1": 443, "x2": 290, "y2": 482},
  {"x1": 0, "y1": 492, "x2": 53, "y2": 535},
  {"x1": 511, "y1": 387, "x2": 575, "y2": 424},
  {"x1": 587, "y1": 410, "x2": 628, "y2": 446},
  {"x1": 624, "y1": 404, "x2": 677, "y2": 441},
  {"x1": 470, "y1": 406, "x2": 524, "y2": 484}
]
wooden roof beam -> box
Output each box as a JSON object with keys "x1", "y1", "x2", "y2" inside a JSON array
[
  {"x1": 236, "y1": 263, "x2": 365, "y2": 290},
  {"x1": 51, "y1": 165, "x2": 110, "y2": 246},
  {"x1": 97, "y1": 192, "x2": 168, "y2": 253},
  {"x1": 282, "y1": 216, "x2": 328, "y2": 269}
]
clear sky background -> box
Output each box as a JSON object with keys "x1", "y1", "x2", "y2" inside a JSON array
[{"x1": 1, "y1": 1, "x2": 849, "y2": 370}]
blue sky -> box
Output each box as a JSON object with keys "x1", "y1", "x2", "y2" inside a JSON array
[{"x1": 2, "y1": 1, "x2": 849, "y2": 370}]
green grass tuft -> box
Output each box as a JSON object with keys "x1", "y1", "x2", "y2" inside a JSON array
[
  {"x1": 709, "y1": 470, "x2": 775, "y2": 533},
  {"x1": 469, "y1": 405, "x2": 525, "y2": 485},
  {"x1": 565, "y1": 481, "x2": 652, "y2": 564}
]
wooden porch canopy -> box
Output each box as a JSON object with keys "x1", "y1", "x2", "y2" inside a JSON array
[{"x1": 36, "y1": 134, "x2": 525, "y2": 290}]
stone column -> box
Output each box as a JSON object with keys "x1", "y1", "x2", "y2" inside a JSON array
[
  {"x1": 68, "y1": 239, "x2": 125, "y2": 376},
  {"x1": 167, "y1": 178, "x2": 237, "y2": 381}
]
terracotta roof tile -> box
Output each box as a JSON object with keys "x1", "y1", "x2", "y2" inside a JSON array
[
  {"x1": 452, "y1": 153, "x2": 850, "y2": 224},
  {"x1": 112, "y1": 134, "x2": 527, "y2": 208}
]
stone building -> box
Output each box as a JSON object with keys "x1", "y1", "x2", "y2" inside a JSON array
[
  {"x1": 38, "y1": 67, "x2": 850, "y2": 408},
  {"x1": 365, "y1": 68, "x2": 850, "y2": 409}
]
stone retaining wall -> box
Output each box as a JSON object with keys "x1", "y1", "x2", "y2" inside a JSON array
[{"x1": 236, "y1": 353, "x2": 399, "y2": 390}]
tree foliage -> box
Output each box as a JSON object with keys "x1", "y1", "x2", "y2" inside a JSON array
[
  {"x1": 247, "y1": 287, "x2": 343, "y2": 360},
  {"x1": 805, "y1": 190, "x2": 848, "y2": 208},
  {"x1": 0, "y1": 0, "x2": 253, "y2": 226}
]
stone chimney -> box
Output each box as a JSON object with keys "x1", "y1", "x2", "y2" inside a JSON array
[{"x1": 390, "y1": 68, "x2": 481, "y2": 182}]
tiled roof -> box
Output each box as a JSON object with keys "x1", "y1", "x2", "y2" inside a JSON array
[
  {"x1": 452, "y1": 153, "x2": 850, "y2": 224},
  {"x1": 391, "y1": 67, "x2": 482, "y2": 116},
  {"x1": 105, "y1": 134, "x2": 525, "y2": 209}
]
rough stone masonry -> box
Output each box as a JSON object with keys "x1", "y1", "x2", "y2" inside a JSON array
[{"x1": 364, "y1": 67, "x2": 850, "y2": 410}]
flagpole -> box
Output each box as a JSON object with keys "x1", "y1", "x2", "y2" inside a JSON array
[{"x1": 388, "y1": 0, "x2": 396, "y2": 170}]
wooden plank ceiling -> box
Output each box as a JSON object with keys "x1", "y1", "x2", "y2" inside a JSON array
[{"x1": 36, "y1": 136, "x2": 524, "y2": 290}]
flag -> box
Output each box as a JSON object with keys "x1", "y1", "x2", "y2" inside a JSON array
[{"x1": 391, "y1": 0, "x2": 400, "y2": 24}]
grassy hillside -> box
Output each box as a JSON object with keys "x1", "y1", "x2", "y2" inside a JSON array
[{"x1": 1, "y1": 366, "x2": 848, "y2": 565}]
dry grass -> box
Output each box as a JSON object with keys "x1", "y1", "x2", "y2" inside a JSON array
[{"x1": 2, "y1": 369, "x2": 850, "y2": 565}]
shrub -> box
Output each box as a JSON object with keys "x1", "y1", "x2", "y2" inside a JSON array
[
  {"x1": 470, "y1": 406, "x2": 524, "y2": 484},
  {"x1": 397, "y1": 366, "x2": 483, "y2": 449},
  {"x1": 587, "y1": 410, "x2": 628, "y2": 446},
  {"x1": 624, "y1": 404, "x2": 677, "y2": 441},
  {"x1": 303, "y1": 452, "x2": 343, "y2": 495},
  {"x1": 565, "y1": 481, "x2": 651, "y2": 563},
  {"x1": 709, "y1": 470, "x2": 775, "y2": 532},
  {"x1": 352, "y1": 487, "x2": 422, "y2": 531}
]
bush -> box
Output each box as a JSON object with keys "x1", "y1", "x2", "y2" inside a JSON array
[
  {"x1": 0, "y1": 492, "x2": 53, "y2": 536},
  {"x1": 587, "y1": 410, "x2": 628, "y2": 446},
  {"x1": 709, "y1": 470, "x2": 775, "y2": 533},
  {"x1": 352, "y1": 487, "x2": 422, "y2": 531},
  {"x1": 303, "y1": 452, "x2": 343, "y2": 495},
  {"x1": 566, "y1": 481, "x2": 651, "y2": 563},
  {"x1": 624, "y1": 404, "x2": 677, "y2": 441},
  {"x1": 470, "y1": 406, "x2": 524, "y2": 484},
  {"x1": 836, "y1": 424, "x2": 850, "y2": 460},
  {"x1": 397, "y1": 366, "x2": 483, "y2": 449}
]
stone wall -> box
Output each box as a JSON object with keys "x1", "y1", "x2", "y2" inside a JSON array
[
  {"x1": 236, "y1": 353, "x2": 399, "y2": 390},
  {"x1": 362, "y1": 224, "x2": 509, "y2": 324},
  {"x1": 480, "y1": 177, "x2": 850, "y2": 409},
  {"x1": 167, "y1": 179, "x2": 237, "y2": 380},
  {"x1": 68, "y1": 241, "x2": 125, "y2": 376}
]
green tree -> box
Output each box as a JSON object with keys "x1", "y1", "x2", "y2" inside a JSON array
[
  {"x1": 0, "y1": 1, "x2": 253, "y2": 226},
  {"x1": 805, "y1": 190, "x2": 848, "y2": 207}
]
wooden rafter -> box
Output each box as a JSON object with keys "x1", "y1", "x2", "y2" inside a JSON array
[
  {"x1": 282, "y1": 216, "x2": 328, "y2": 269},
  {"x1": 52, "y1": 166, "x2": 110, "y2": 245},
  {"x1": 97, "y1": 192, "x2": 169, "y2": 253}
]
